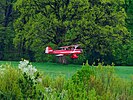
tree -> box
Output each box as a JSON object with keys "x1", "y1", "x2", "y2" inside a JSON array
[
  {"x1": 123, "y1": 0, "x2": 133, "y2": 65},
  {"x1": 80, "y1": 0, "x2": 130, "y2": 64},
  {"x1": 0, "y1": 0, "x2": 16, "y2": 60},
  {"x1": 13, "y1": 0, "x2": 91, "y2": 63},
  {"x1": 13, "y1": 0, "x2": 130, "y2": 64}
]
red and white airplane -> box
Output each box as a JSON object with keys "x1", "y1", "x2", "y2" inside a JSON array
[{"x1": 45, "y1": 44, "x2": 82, "y2": 59}]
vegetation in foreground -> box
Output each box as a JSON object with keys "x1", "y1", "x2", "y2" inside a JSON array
[{"x1": 0, "y1": 60, "x2": 133, "y2": 100}]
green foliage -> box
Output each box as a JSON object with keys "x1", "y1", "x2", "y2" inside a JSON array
[
  {"x1": 0, "y1": 64, "x2": 21, "y2": 99},
  {"x1": 0, "y1": 0, "x2": 17, "y2": 60},
  {"x1": 72, "y1": 61, "x2": 94, "y2": 84},
  {"x1": 18, "y1": 72, "x2": 42, "y2": 99},
  {"x1": 67, "y1": 63, "x2": 133, "y2": 100},
  {"x1": 123, "y1": 0, "x2": 133, "y2": 65},
  {"x1": 0, "y1": 0, "x2": 132, "y2": 65},
  {"x1": 39, "y1": 75, "x2": 68, "y2": 99},
  {"x1": 125, "y1": 0, "x2": 133, "y2": 32},
  {"x1": 0, "y1": 62, "x2": 133, "y2": 99},
  {"x1": 0, "y1": 61, "x2": 44, "y2": 99},
  {"x1": 12, "y1": 0, "x2": 131, "y2": 64}
]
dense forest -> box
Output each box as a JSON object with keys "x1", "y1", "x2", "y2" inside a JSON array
[{"x1": 0, "y1": 0, "x2": 133, "y2": 65}]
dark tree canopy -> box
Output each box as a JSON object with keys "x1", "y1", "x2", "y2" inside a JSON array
[{"x1": 0, "y1": 0, "x2": 16, "y2": 60}]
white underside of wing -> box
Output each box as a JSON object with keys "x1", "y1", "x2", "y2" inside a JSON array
[{"x1": 56, "y1": 54, "x2": 64, "y2": 56}]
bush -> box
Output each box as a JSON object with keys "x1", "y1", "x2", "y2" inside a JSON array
[
  {"x1": 0, "y1": 64, "x2": 21, "y2": 99},
  {"x1": 67, "y1": 62, "x2": 133, "y2": 100},
  {"x1": 0, "y1": 60, "x2": 44, "y2": 99}
]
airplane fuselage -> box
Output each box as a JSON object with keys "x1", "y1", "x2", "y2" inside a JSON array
[{"x1": 49, "y1": 49, "x2": 82, "y2": 55}]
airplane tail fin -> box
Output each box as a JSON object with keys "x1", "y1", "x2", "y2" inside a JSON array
[{"x1": 45, "y1": 46, "x2": 53, "y2": 53}]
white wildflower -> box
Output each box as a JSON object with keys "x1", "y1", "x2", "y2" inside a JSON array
[
  {"x1": 27, "y1": 65, "x2": 37, "y2": 76},
  {"x1": 18, "y1": 60, "x2": 29, "y2": 70},
  {"x1": 18, "y1": 59, "x2": 42, "y2": 84},
  {"x1": 22, "y1": 67, "x2": 28, "y2": 73},
  {"x1": 24, "y1": 59, "x2": 29, "y2": 64}
]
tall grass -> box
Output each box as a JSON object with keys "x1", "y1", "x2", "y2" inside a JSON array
[
  {"x1": 0, "y1": 62, "x2": 133, "y2": 99},
  {"x1": 0, "y1": 64, "x2": 21, "y2": 99}
]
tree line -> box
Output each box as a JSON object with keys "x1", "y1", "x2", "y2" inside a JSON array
[{"x1": 0, "y1": 0, "x2": 133, "y2": 65}]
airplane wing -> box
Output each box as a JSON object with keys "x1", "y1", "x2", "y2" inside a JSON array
[
  {"x1": 56, "y1": 54, "x2": 64, "y2": 56},
  {"x1": 59, "y1": 46, "x2": 70, "y2": 48},
  {"x1": 59, "y1": 46, "x2": 70, "y2": 50},
  {"x1": 60, "y1": 44, "x2": 80, "y2": 49}
]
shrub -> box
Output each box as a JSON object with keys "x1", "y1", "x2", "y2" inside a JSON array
[
  {"x1": 72, "y1": 61, "x2": 94, "y2": 85},
  {"x1": 0, "y1": 64, "x2": 21, "y2": 99},
  {"x1": 0, "y1": 60, "x2": 45, "y2": 99},
  {"x1": 17, "y1": 59, "x2": 44, "y2": 99},
  {"x1": 67, "y1": 62, "x2": 133, "y2": 100}
]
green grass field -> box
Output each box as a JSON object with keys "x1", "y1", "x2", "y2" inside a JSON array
[{"x1": 0, "y1": 61, "x2": 133, "y2": 79}]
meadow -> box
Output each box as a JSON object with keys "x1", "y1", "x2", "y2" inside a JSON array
[{"x1": 0, "y1": 61, "x2": 132, "y2": 80}]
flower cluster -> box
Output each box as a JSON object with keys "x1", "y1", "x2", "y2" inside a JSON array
[
  {"x1": 18, "y1": 59, "x2": 38, "y2": 81},
  {"x1": 19, "y1": 60, "x2": 37, "y2": 75},
  {"x1": 18, "y1": 59, "x2": 43, "y2": 98}
]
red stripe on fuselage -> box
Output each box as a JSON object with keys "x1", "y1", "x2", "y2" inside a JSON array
[{"x1": 49, "y1": 49, "x2": 82, "y2": 55}]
